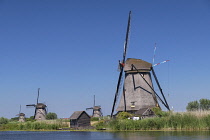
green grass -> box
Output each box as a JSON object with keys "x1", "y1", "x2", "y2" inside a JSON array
[
  {"x1": 96, "y1": 112, "x2": 210, "y2": 131},
  {"x1": 0, "y1": 119, "x2": 69, "y2": 131}
]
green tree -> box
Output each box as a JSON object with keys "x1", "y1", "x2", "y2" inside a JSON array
[
  {"x1": 10, "y1": 117, "x2": 19, "y2": 121},
  {"x1": 46, "y1": 112, "x2": 57, "y2": 120},
  {"x1": 116, "y1": 112, "x2": 132, "y2": 120},
  {"x1": 199, "y1": 98, "x2": 210, "y2": 111},
  {"x1": 186, "y1": 100, "x2": 199, "y2": 111},
  {"x1": 0, "y1": 117, "x2": 9, "y2": 125}
]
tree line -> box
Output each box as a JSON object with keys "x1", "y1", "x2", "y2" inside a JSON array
[{"x1": 186, "y1": 98, "x2": 210, "y2": 111}]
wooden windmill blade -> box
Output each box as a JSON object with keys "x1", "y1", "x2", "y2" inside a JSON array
[
  {"x1": 111, "y1": 11, "x2": 131, "y2": 118},
  {"x1": 26, "y1": 104, "x2": 36, "y2": 107},
  {"x1": 86, "y1": 107, "x2": 93, "y2": 110}
]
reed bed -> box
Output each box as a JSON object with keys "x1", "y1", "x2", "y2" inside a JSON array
[
  {"x1": 0, "y1": 119, "x2": 69, "y2": 130},
  {"x1": 96, "y1": 111, "x2": 210, "y2": 131}
]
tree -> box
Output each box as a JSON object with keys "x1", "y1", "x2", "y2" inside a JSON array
[
  {"x1": 186, "y1": 99, "x2": 210, "y2": 111},
  {"x1": 46, "y1": 112, "x2": 57, "y2": 120},
  {"x1": 186, "y1": 100, "x2": 199, "y2": 111},
  {"x1": 199, "y1": 98, "x2": 210, "y2": 111},
  {"x1": 0, "y1": 117, "x2": 9, "y2": 125},
  {"x1": 10, "y1": 117, "x2": 19, "y2": 121}
]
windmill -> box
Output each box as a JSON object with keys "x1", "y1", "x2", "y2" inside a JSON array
[
  {"x1": 16, "y1": 105, "x2": 25, "y2": 122},
  {"x1": 86, "y1": 95, "x2": 103, "y2": 117},
  {"x1": 111, "y1": 11, "x2": 170, "y2": 117},
  {"x1": 26, "y1": 88, "x2": 47, "y2": 120}
]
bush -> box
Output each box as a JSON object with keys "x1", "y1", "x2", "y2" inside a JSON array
[
  {"x1": 152, "y1": 107, "x2": 170, "y2": 117},
  {"x1": 91, "y1": 117, "x2": 99, "y2": 121},
  {"x1": 0, "y1": 117, "x2": 9, "y2": 125},
  {"x1": 116, "y1": 112, "x2": 132, "y2": 120},
  {"x1": 46, "y1": 112, "x2": 57, "y2": 120}
]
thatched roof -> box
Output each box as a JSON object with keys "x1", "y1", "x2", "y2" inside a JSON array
[
  {"x1": 70, "y1": 111, "x2": 90, "y2": 120},
  {"x1": 93, "y1": 106, "x2": 101, "y2": 110},
  {"x1": 16, "y1": 113, "x2": 25, "y2": 116},
  {"x1": 36, "y1": 103, "x2": 47, "y2": 109},
  {"x1": 124, "y1": 58, "x2": 152, "y2": 72}
]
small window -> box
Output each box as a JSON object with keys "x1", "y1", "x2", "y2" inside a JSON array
[{"x1": 131, "y1": 102, "x2": 135, "y2": 108}]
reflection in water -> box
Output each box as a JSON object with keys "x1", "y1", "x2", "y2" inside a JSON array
[
  {"x1": 114, "y1": 131, "x2": 210, "y2": 140},
  {"x1": 0, "y1": 131, "x2": 210, "y2": 140}
]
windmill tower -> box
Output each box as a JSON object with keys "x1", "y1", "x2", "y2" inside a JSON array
[
  {"x1": 26, "y1": 88, "x2": 47, "y2": 120},
  {"x1": 17, "y1": 105, "x2": 25, "y2": 122},
  {"x1": 111, "y1": 11, "x2": 170, "y2": 117},
  {"x1": 86, "y1": 95, "x2": 103, "y2": 117}
]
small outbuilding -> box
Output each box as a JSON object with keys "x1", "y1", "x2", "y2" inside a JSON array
[
  {"x1": 70, "y1": 111, "x2": 90, "y2": 128},
  {"x1": 135, "y1": 108, "x2": 156, "y2": 119}
]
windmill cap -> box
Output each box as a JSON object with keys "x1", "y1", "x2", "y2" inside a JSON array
[
  {"x1": 36, "y1": 103, "x2": 47, "y2": 109},
  {"x1": 16, "y1": 113, "x2": 25, "y2": 116},
  {"x1": 124, "y1": 58, "x2": 152, "y2": 72}
]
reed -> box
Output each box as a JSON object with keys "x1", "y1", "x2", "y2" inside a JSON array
[
  {"x1": 97, "y1": 111, "x2": 210, "y2": 131},
  {"x1": 0, "y1": 119, "x2": 69, "y2": 130}
]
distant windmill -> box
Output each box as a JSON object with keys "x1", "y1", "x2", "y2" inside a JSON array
[
  {"x1": 16, "y1": 105, "x2": 25, "y2": 122},
  {"x1": 86, "y1": 95, "x2": 103, "y2": 117},
  {"x1": 26, "y1": 88, "x2": 47, "y2": 120},
  {"x1": 111, "y1": 11, "x2": 170, "y2": 117}
]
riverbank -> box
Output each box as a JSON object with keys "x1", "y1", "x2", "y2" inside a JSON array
[
  {"x1": 1, "y1": 111, "x2": 210, "y2": 131},
  {"x1": 0, "y1": 119, "x2": 69, "y2": 131},
  {"x1": 95, "y1": 111, "x2": 210, "y2": 131}
]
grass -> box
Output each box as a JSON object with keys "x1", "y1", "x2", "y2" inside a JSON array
[
  {"x1": 95, "y1": 111, "x2": 210, "y2": 131},
  {"x1": 0, "y1": 119, "x2": 69, "y2": 131}
]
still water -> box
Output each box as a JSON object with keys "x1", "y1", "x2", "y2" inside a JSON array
[{"x1": 0, "y1": 131, "x2": 210, "y2": 140}]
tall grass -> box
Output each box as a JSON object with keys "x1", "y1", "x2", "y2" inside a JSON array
[
  {"x1": 97, "y1": 111, "x2": 210, "y2": 131},
  {"x1": 0, "y1": 119, "x2": 69, "y2": 130}
]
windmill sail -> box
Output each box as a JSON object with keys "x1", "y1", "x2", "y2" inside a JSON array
[{"x1": 111, "y1": 11, "x2": 131, "y2": 117}]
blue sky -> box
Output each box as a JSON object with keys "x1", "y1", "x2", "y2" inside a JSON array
[{"x1": 0, "y1": 0, "x2": 210, "y2": 118}]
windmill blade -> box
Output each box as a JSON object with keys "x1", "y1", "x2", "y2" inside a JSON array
[
  {"x1": 34, "y1": 108, "x2": 37, "y2": 119},
  {"x1": 122, "y1": 11, "x2": 131, "y2": 64},
  {"x1": 19, "y1": 105, "x2": 21, "y2": 114},
  {"x1": 37, "y1": 88, "x2": 40, "y2": 104},
  {"x1": 45, "y1": 106, "x2": 48, "y2": 114},
  {"x1": 93, "y1": 95, "x2": 95, "y2": 107},
  {"x1": 153, "y1": 60, "x2": 170, "y2": 67},
  {"x1": 152, "y1": 43, "x2": 157, "y2": 65},
  {"x1": 151, "y1": 67, "x2": 170, "y2": 110},
  {"x1": 86, "y1": 107, "x2": 93, "y2": 110},
  {"x1": 26, "y1": 104, "x2": 36, "y2": 107},
  {"x1": 111, "y1": 11, "x2": 131, "y2": 117}
]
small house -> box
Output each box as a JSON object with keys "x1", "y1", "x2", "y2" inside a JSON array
[
  {"x1": 135, "y1": 108, "x2": 156, "y2": 119},
  {"x1": 70, "y1": 111, "x2": 90, "y2": 128}
]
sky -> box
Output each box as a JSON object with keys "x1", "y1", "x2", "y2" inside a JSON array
[{"x1": 0, "y1": 0, "x2": 210, "y2": 119}]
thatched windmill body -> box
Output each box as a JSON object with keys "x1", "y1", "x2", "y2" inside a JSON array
[
  {"x1": 86, "y1": 95, "x2": 103, "y2": 117},
  {"x1": 26, "y1": 88, "x2": 47, "y2": 120},
  {"x1": 111, "y1": 11, "x2": 170, "y2": 117}
]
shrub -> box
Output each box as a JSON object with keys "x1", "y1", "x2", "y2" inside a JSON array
[
  {"x1": 91, "y1": 117, "x2": 99, "y2": 121},
  {"x1": 0, "y1": 117, "x2": 9, "y2": 125},
  {"x1": 46, "y1": 112, "x2": 58, "y2": 120},
  {"x1": 152, "y1": 107, "x2": 170, "y2": 117},
  {"x1": 116, "y1": 112, "x2": 132, "y2": 120}
]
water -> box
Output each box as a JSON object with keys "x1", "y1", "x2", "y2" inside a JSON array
[{"x1": 0, "y1": 131, "x2": 210, "y2": 140}]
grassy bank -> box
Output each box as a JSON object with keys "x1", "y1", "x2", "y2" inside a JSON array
[
  {"x1": 0, "y1": 119, "x2": 69, "y2": 131},
  {"x1": 96, "y1": 111, "x2": 210, "y2": 131}
]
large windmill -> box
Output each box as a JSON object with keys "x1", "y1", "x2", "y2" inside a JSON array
[
  {"x1": 86, "y1": 95, "x2": 103, "y2": 117},
  {"x1": 26, "y1": 88, "x2": 47, "y2": 120},
  {"x1": 111, "y1": 11, "x2": 170, "y2": 117},
  {"x1": 16, "y1": 105, "x2": 25, "y2": 122}
]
